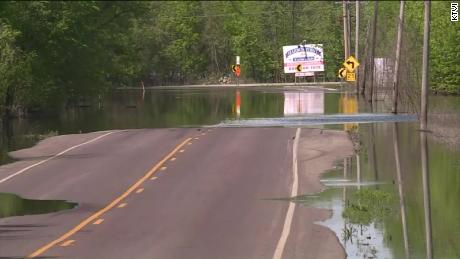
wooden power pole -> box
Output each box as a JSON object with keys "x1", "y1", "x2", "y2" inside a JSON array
[
  {"x1": 343, "y1": 1, "x2": 350, "y2": 59},
  {"x1": 420, "y1": 1, "x2": 430, "y2": 130},
  {"x1": 355, "y1": 0, "x2": 360, "y2": 94},
  {"x1": 368, "y1": 0, "x2": 378, "y2": 103},
  {"x1": 421, "y1": 3, "x2": 433, "y2": 259},
  {"x1": 392, "y1": 1, "x2": 405, "y2": 114},
  {"x1": 360, "y1": 20, "x2": 371, "y2": 96},
  {"x1": 347, "y1": 1, "x2": 352, "y2": 57}
]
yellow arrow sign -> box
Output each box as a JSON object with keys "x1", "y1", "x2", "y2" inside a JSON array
[
  {"x1": 296, "y1": 64, "x2": 302, "y2": 72},
  {"x1": 343, "y1": 56, "x2": 360, "y2": 72},
  {"x1": 338, "y1": 67, "x2": 347, "y2": 79}
]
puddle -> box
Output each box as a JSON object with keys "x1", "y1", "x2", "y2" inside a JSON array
[
  {"x1": 292, "y1": 169, "x2": 396, "y2": 259},
  {"x1": 0, "y1": 192, "x2": 77, "y2": 218}
]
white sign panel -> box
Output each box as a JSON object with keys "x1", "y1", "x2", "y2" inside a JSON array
[
  {"x1": 295, "y1": 72, "x2": 314, "y2": 77},
  {"x1": 283, "y1": 44, "x2": 324, "y2": 73}
]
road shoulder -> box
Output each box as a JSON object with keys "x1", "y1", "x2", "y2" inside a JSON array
[{"x1": 283, "y1": 128, "x2": 353, "y2": 259}]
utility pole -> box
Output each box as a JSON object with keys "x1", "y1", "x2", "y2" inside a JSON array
[
  {"x1": 421, "y1": 1, "x2": 430, "y2": 130},
  {"x1": 291, "y1": 1, "x2": 296, "y2": 43},
  {"x1": 355, "y1": 0, "x2": 360, "y2": 94},
  {"x1": 360, "y1": 20, "x2": 371, "y2": 96},
  {"x1": 392, "y1": 1, "x2": 405, "y2": 114},
  {"x1": 368, "y1": 0, "x2": 378, "y2": 103},
  {"x1": 342, "y1": 1, "x2": 349, "y2": 59},
  {"x1": 421, "y1": 3, "x2": 432, "y2": 259},
  {"x1": 347, "y1": 1, "x2": 352, "y2": 57}
]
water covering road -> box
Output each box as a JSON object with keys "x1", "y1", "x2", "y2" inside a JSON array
[{"x1": 0, "y1": 86, "x2": 459, "y2": 258}]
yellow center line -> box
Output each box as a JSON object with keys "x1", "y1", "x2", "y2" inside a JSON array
[
  {"x1": 27, "y1": 137, "x2": 192, "y2": 258},
  {"x1": 117, "y1": 203, "x2": 127, "y2": 208},
  {"x1": 93, "y1": 219, "x2": 104, "y2": 225},
  {"x1": 59, "y1": 240, "x2": 75, "y2": 247},
  {"x1": 136, "y1": 188, "x2": 144, "y2": 194}
]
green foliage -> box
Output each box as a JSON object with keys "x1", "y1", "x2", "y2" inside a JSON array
[
  {"x1": 0, "y1": 1, "x2": 459, "y2": 115},
  {"x1": 0, "y1": 1, "x2": 147, "y2": 111},
  {"x1": 430, "y1": 2, "x2": 460, "y2": 94},
  {"x1": 343, "y1": 188, "x2": 395, "y2": 225}
]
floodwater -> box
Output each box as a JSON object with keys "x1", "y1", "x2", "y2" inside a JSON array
[
  {"x1": 0, "y1": 192, "x2": 77, "y2": 218},
  {"x1": 0, "y1": 87, "x2": 347, "y2": 161},
  {"x1": 0, "y1": 86, "x2": 459, "y2": 258},
  {"x1": 294, "y1": 96, "x2": 460, "y2": 258}
]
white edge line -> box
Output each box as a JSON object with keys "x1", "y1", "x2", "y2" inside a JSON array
[
  {"x1": 273, "y1": 128, "x2": 301, "y2": 259},
  {"x1": 0, "y1": 131, "x2": 117, "y2": 184}
]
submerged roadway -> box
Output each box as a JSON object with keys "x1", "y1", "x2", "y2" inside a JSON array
[{"x1": 0, "y1": 127, "x2": 352, "y2": 259}]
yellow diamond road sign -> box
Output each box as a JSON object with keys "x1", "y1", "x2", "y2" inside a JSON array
[{"x1": 343, "y1": 56, "x2": 360, "y2": 72}]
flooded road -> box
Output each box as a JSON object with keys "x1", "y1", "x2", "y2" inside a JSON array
[
  {"x1": 0, "y1": 87, "x2": 459, "y2": 258},
  {"x1": 294, "y1": 120, "x2": 460, "y2": 258}
]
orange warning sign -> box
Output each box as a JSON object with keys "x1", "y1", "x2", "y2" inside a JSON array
[{"x1": 235, "y1": 65, "x2": 241, "y2": 77}]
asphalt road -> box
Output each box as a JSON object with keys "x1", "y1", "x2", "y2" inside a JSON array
[{"x1": 0, "y1": 128, "x2": 346, "y2": 259}]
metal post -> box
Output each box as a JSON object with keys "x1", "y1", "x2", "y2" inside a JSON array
[
  {"x1": 355, "y1": 0, "x2": 360, "y2": 94},
  {"x1": 392, "y1": 1, "x2": 405, "y2": 114},
  {"x1": 421, "y1": 1, "x2": 430, "y2": 130},
  {"x1": 368, "y1": 1, "x2": 378, "y2": 103}
]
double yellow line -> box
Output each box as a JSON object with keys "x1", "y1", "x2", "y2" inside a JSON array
[{"x1": 27, "y1": 137, "x2": 192, "y2": 258}]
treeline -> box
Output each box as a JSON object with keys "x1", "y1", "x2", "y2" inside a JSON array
[
  {"x1": 0, "y1": 1, "x2": 458, "y2": 115},
  {"x1": 364, "y1": 1, "x2": 460, "y2": 97}
]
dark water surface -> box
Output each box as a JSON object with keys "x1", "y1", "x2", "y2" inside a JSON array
[
  {"x1": 294, "y1": 95, "x2": 460, "y2": 258},
  {"x1": 0, "y1": 87, "x2": 459, "y2": 258},
  {"x1": 1, "y1": 87, "x2": 346, "y2": 158},
  {"x1": 0, "y1": 193, "x2": 77, "y2": 218}
]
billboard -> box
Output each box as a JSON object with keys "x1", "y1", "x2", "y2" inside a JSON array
[{"x1": 283, "y1": 44, "x2": 324, "y2": 73}]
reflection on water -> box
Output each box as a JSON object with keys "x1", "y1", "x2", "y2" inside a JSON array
[
  {"x1": 283, "y1": 92, "x2": 324, "y2": 115},
  {"x1": 393, "y1": 123, "x2": 410, "y2": 258},
  {"x1": 0, "y1": 192, "x2": 77, "y2": 218},
  {"x1": 297, "y1": 120, "x2": 460, "y2": 258},
  {"x1": 0, "y1": 88, "x2": 342, "y2": 156},
  {"x1": 339, "y1": 93, "x2": 358, "y2": 132}
]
